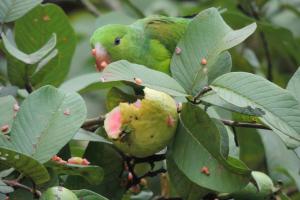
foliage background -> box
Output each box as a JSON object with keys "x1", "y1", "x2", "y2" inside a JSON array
[{"x1": 0, "y1": 0, "x2": 300, "y2": 199}]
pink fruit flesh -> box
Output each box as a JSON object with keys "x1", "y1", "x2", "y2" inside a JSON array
[
  {"x1": 105, "y1": 107, "x2": 122, "y2": 139},
  {"x1": 134, "y1": 99, "x2": 142, "y2": 108}
]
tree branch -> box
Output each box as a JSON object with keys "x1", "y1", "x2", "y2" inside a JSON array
[
  {"x1": 3, "y1": 180, "x2": 41, "y2": 198},
  {"x1": 81, "y1": 116, "x2": 105, "y2": 130},
  {"x1": 221, "y1": 119, "x2": 271, "y2": 130},
  {"x1": 193, "y1": 86, "x2": 212, "y2": 103},
  {"x1": 80, "y1": 0, "x2": 101, "y2": 17}
]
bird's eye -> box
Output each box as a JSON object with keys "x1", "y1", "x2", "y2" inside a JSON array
[{"x1": 114, "y1": 37, "x2": 121, "y2": 45}]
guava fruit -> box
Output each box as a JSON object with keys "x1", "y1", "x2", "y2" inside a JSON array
[
  {"x1": 104, "y1": 88, "x2": 178, "y2": 157},
  {"x1": 41, "y1": 186, "x2": 78, "y2": 200}
]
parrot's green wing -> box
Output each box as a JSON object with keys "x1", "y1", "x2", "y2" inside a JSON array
[{"x1": 132, "y1": 16, "x2": 190, "y2": 52}]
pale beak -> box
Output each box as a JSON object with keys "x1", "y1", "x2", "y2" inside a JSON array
[{"x1": 92, "y1": 43, "x2": 111, "y2": 71}]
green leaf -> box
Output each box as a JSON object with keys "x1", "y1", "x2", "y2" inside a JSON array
[
  {"x1": 73, "y1": 129, "x2": 112, "y2": 144},
  {"x1": 0, "y1": 147, "x2": 49, "y2": 185},
  {"x1": 73, "y1": 189, "x2": 109, "y2": 200},
  {"x1": 0, "y1": 96, "x2": 17, "y2": 134},
  {"x1": 0, "y1": 0, "x2": 42, "y2": 23},
  {"x1": 0, "y1": 180, "x2": 14, "y2": 194},
  {"x1": 167, "y1": 157, "x2": 210, "y2": 199},
  {"x1": 1, "y1": 86, "x2": 87, "y2": 163},
  {"x1": 170, "y1": 8, "x2": 256, "y2": 95},
  {"x1": 2, "y1": 32, "x2": 57, "y2": 64},
  {"x1": 65, "y1": 142, "x2": 125, "y2": 200},
  {"x1": 210, "y1": 72, "x2": 300, "y2": 148},
  {"x1": 102, "y1": 60, "x2": 187, "y2": 96},
  {"x1": 170, "y1": 103, "x2": 250, "y2": 193},
  {"x1": 260, "y1": 130, "x2": 300, "y2": 190},
  {"x1": 13, "y1": 3, "x2": 76, "y2": 87},
  {"x1": 287, "y1": 67, "x2": 300, "y2": 101},
  {"x1": 59, "y1": 73, "x2": 120, "y2": 93},
  {"x1": 232, "y1": 171, "x2": 274, "y2": 200},
  {"x1": 46, "y1": 161, "x2": 104, "y2": 185}
]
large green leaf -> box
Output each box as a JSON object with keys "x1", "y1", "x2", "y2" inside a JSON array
[
  {"x1": 170, "y1": 8, "x2": 256, "y2": 96},
  {"x1": 46, "y1": 161, "x2": 104, "y2": 185},
  {"x1": 0, "y1": 147, "x2": 49, "y2": 185},
  {"x1": 12, "y1": 3, "x2": 76, "y2": 87},
  {"x1": 60, "y1": 73, "x2": 119, "y2": 93},
  {"x1": 102, "y1": 60, "x2": 187, "y2": 96},
  {"x1": 0, "y1": 86, "x2": 87, "y2": 163},
  {"x1": 0, "y1": 96, "x2": 17, "y2": 133},
  {"x1": 0, "y1": 0, "x2": 42, "y2": 23},
  {"x1": 73, "y1": 189, "x2": 108, "y2": 200},
  {"x1": 2, "y1": 32, "x2": 57, "y2": 64},
  {"x1": 0, "y1": 180, "x2": 13, "y2": 194},
  {"x1": 170, "y1": 103, "x2": 250, "y2": 193},
  {"x1": 209, "y1": 72, "x2": 300, "y2": 148},
  {"x1": 287, "y1": 67, "x2": 300, "y2": 101},
  {"x1": 260, "y1": 130, "x2": 300, "y2": 190},
  {"x1": 167, "y1": 157, "x2": 210, "y2": 200},
  {"x1": 73, "y1": 129, "x2": 111, "y2": 144},
  {"x1": 65, "y1": 142, "x2": 125, "y2": 200}
]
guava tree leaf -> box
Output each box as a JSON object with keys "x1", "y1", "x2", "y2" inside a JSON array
[
  {"x1": 0, "y1": 147, "x2": 49, "y2": 185},
  {"x1": 0, "y1": 0, "x2": 42, "y2": 23},
  {"x1": 1, "y1": 32, "x2": 57, "y2": 64},
  {"x1": 287, "y1": 67, "x2": 300, "y2": 101},
  {"x1": 260, "y1": 130, "x2": 300, "y2": 190},
  {"x1": 73, "y1": 189, "x2": 109, "y2": 200},
  {"x1": 73, "y1": 129, "x2": 111, "y2": 144},
  {"x1": 59, "y1": 73, "x2": 120, "y2": 93},
  {"x1": 46, "y1": 161, "x2": 104, "y2": 185},
  {"x1": 0, "y1": 180, "x2": 14, "y2": 194},
  {"x1": 232, "y1": 171, "x2": 274, "y2": 200},
  {"x1": 171, "y1": 7, "x2": 256, "y2": 96},
  {"x1": 65, "y1": 142, "x2": 125, "y2": 200},
  {"x1": 13, "y1": 4, "x2": 76, "y2": 87},
  {"x1": 210, "y1": 72, "x2": 300, "y2": 148},
  {"x1": 167, "y1": 157, "x2": 211, "y2": 200},
  {"x1": 0, "y1": 86, "x2": 87, "y2": 163},
  {"x1": 0, "y1": 96, "x2": 17, "y2": 148},
  {"x1": 170, "y1": 103, "x2": 250, "y2": 193},
  {"x1": 102, "y1": 60, "x2": 187, "y2": 96}
]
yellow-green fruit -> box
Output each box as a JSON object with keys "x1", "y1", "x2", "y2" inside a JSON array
[
  {"x1": 104, "y1": 88, "x2": 178, "y2": 157},
  {"x1": 41, "y1": 186, "x2": 78, "y2": 200},
  {"x1": 133, "y1": 163, "x2": 152, "y2": 176}
]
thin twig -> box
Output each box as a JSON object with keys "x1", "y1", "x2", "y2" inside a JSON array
[
  {"x1": 193, "y1": 86, "x2": 212, "y2": 103},
  {"x1": 221, "y1": 119, "x2": 271, "y2": 130},
  {"x1": 3, "y1": 180, "x2": 41, "y2": 198},
  {"x1": 81, "y1": 116, "x2": 105, "y2": 130},
  {"x1": 239, "y1": 2, "x2": 273, "y2": 81},
  {"x1": 81, "y1": 0, "x2": 101, "y2": 17}
]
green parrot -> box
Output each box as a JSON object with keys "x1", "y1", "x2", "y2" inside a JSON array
[{"x1": 90, "y1": 16, "x2": 190, "y2": 74}]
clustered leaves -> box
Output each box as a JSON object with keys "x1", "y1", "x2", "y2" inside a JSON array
[{"x1": 0, "y1": 0, "x2": 300, "y2": 200}]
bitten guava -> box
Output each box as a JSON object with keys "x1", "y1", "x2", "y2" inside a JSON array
[
  {"x1": 41, "y1": 186, "x2": 78, "y2": 200},
  {"x1": 104, "y1": 88, "x2": 178, "y2": 157}
]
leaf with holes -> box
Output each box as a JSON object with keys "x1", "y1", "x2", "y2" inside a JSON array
[
  {"x1": 46, "y1": 161, "x2": 104, "y2": 185},
  {"x1": 0, "y1": 86, "x2": 87, "y2": 163},
  {"x1": 170, "y1": 8, "x2": 256, "y2": 96},
  {"x1": 0, "y1": 147, "x2": 49, "y2": 185},
  {"x1": 0, "y1": 0, "x2": 42, "y2": 23},
  {"x1": 209, "y1": 72, "x2": 300, "y2": 148},
  {"x1": 102, "y1": 60, "x2": 187, "y2": 96},
  {"x1": 170, "y1": 103, "x2": 251, "y2": 193},
  {"x1": 1, "y1": 32, "x2": 57, "y2": 64}
]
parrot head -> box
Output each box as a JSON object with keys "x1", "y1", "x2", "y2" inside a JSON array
[{"x1": 90, "y1": 24, "x2": 133, "y2": 71}]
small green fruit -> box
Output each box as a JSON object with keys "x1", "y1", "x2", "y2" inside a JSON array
[
  {"x1": 104, "y1": 88, "x2": 178, "y2": 157},
  {"x1": 41, "y1": 186, "x2": 78, "y2": 200}
]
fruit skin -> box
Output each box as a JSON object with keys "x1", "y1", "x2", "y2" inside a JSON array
[
  {"x1": 41, "y1": 186, "x2": 78, "y2": 200},
  {"x1": 104, "y1": 88, "x2": 178, "y2": 157}
]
